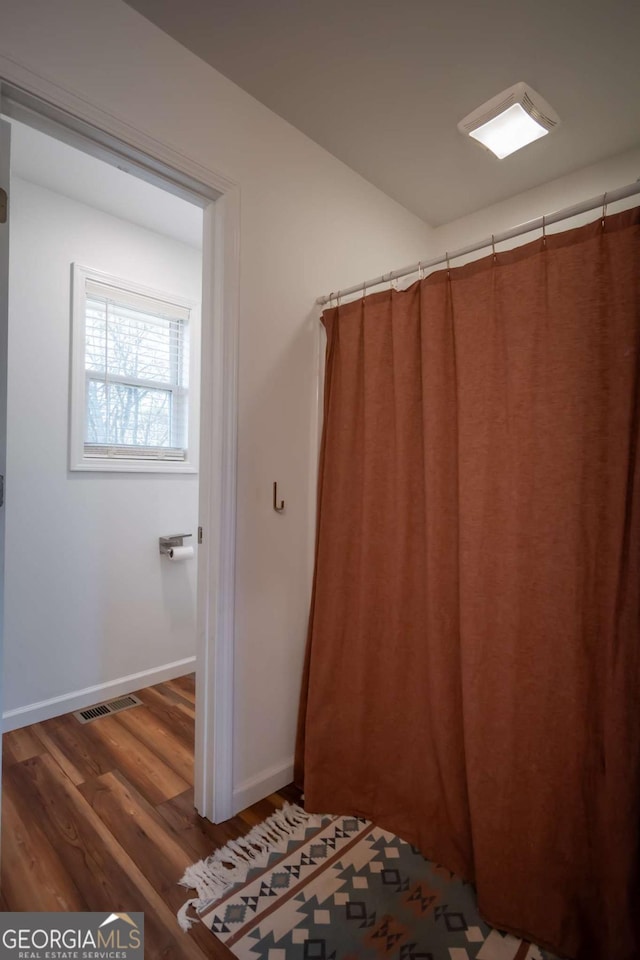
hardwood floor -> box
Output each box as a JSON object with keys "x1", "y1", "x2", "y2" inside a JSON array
[{"x1": 1, "y1": 675, "x2": 302, "y2": 959}]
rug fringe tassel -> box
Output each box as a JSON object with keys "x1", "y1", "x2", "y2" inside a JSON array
[
  {"x1": 177, "y1": 802, "x2": 320, "y2": 931},
  {"x1": 177, "y1": 898, "x2": 200, "y2": 932}
]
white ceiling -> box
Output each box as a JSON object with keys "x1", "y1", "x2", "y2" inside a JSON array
[
  {"x1": 124, "y1": 0, "x2": 640, "y2": 226},
  {"x1": 8, "y1": 118, "x2": 203, "y2": 248}
]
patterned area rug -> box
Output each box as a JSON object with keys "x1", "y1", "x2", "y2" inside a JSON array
[{"x1": 178, "y1": 804, "x2": 560, "y2": 960}]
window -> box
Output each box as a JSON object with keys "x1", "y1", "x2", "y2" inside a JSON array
[{"x1": 70, "y1": 265, "x2": 198, "y2": 472}]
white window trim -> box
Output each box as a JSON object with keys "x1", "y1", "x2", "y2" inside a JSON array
[{"x1": 70, "y1": 263, "x2": 200, "y2": 474}]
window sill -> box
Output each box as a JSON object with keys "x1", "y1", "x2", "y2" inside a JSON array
[{"x1": 70, "y1": 457, "x2": 198, "y2": 475}]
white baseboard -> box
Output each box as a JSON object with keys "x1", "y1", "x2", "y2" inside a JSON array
[
  {"x1": 232, "y1": 757, "x2": 294, "y2": 814},
  {"x1": 2, "y1": 656, "x2": 196, "y2": 732}
]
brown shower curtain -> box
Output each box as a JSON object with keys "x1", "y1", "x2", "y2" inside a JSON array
[{"x1": 296, "y1": 208, "x2": 640, "y2": 960}]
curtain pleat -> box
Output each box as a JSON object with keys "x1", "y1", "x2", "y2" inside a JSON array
[{"x1": 295, "y1": 207, "x2": 640, "y2": 960}]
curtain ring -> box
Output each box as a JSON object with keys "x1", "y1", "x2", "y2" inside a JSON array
[
  {"x1": 418, "y1": 260, "x2": 423, "y2": 281},
  {"x1": 542, "y1": 214, "x2": 547, "y2": 247},
  {"x1": 491, "y1": 234, "x2": 497, "y2": 263},
  {"x1": 337, "y1": 291, "x2": 341, "y2": 308},
  {"x1": 601, "y1": 192, "x2": 608, "y2": 229},
  {"x1": 446, "y1": 252, "x2": 451, "y2": 279}
]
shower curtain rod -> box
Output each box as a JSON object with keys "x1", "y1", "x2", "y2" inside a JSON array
[{"x1": 316, "y1": 179, "x2": 640, "y2": 306}]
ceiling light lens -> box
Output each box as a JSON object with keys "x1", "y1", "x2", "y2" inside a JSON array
[{"x1": 469, "y1": 103, "x2": 548, "y2": 159}]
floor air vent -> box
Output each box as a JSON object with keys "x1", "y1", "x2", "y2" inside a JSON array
[{"x1": 74, "y1": 693, "x2": 143, "y2": 724}]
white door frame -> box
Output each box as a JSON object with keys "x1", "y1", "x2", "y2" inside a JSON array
[
  {"x1": 0, "y1": 58, "x2": 239, "y2": 823},
  {"x1": 0, "y1": 117, "x2": 11, "y2": 855}
]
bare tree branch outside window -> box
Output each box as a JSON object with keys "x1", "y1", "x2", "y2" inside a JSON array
[{"x1": 85, "y1": 295, "x2": 188, "y2": 454}]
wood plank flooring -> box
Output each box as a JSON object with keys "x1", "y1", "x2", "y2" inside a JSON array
[{"x1": 1, "y1": 675, "x2": 302, "y2": 959}]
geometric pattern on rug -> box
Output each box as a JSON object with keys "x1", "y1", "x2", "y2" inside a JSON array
[{"x1": 179, "y1": 807, "x2": 561, "y2": 960}]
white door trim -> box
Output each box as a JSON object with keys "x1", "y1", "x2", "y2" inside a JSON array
[
  {"x1": 0, "y1": 117, "x2": 11, "y2": 860},
  {"x1": 0, "y1": 56, "x2": 239, "y2": 823}
]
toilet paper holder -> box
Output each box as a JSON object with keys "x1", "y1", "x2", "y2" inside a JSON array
[{"x1": 159, "y1": 533, "x2": 192, "y2": 556}]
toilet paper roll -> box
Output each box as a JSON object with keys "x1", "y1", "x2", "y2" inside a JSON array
[{"x1": 168, "y1": 545, "x2": 195, "y2": 561}]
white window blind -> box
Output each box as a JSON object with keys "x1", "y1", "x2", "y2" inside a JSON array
[{"x1": 83, "y1": 277, "x2": 191, "y2": 461}]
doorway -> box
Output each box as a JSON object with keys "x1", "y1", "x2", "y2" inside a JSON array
[
  {"x1": 0, "y1": 80, "x2": 239, "y2": 825},
  {"x1": 5, "y1": 113, "x2": 202, "y2": 718}
]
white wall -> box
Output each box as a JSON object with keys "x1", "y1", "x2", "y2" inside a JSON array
[
  {"x1": 3, "y1": 175, "x2": 202, "y2": 725},
  {"x1": 430, "y1": 145, "x2": 640, "y2": 261},
  {"x1": 0, "y1": 0, "x2": 433, "y2": 801}
]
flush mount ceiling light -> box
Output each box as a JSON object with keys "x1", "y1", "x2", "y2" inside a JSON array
[{"x1": 458, "y1": 82, "x2": 560, "y2": 159}]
